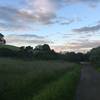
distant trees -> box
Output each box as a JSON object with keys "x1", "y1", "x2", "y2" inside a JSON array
[
  {"x1": 0, "y1": 33, "x2": 6, "y2": 44},
  {"x1": 18, "y1": 46, "x2": 34, "y2": 59},
  {"x1": 0, "y1": 33, "x2": 100, "y2": 63},
  {"x1": 33, "y1": 44, "x2": 50, "y2": 53},
  {"x1": 0, "y1": 33, "x2": 91, "y2": 61},
  {"x1": 0, "y1": 43, "x2": 93, "y2": 62},
  {"x1": 33, "y1": 44, "x2": 57, "y2": 60},
  {"x1": 59, "y1": 52, "x2": 88, "y2": 62}
]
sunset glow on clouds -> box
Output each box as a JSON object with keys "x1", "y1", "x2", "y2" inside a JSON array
[{"x1": 0, "y1": 0, "x2": 100, "y2": 52}]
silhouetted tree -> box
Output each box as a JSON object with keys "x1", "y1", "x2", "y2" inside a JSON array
[
  {"x1": 89, "y1": 47, "x2": 100, "y2": 66},
  {"x1": 42, "y1": 44, "x2": 51, "y2": 51},
  {"x1": 18, "y1": 46, "x2": 33, "y2": 59},
  {"x1": 0, "y1": 33, "x2": 6, "y2": 44},
  {"x1": 0, "y1": 42, "x2": 91, "y2": 61},
  {"x1": 33, "y1": 44, "x2": 58, "y2": 60}
]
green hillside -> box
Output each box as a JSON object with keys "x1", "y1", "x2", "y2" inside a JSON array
[{"x1": 0, "y1": 44, "x2": 19, "y2": 51}]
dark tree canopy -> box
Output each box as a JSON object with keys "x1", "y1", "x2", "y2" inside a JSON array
[
  {"x1": 0, "y1": 42, "x2": 91, "y2": 62},
  {"x1": 0, "y1": 33, "x2": 4, "y2": 38},
  {"x1": 42, "y1": 44, "x2": 51, "y2": 51},
  {"x1": 0, "y1": 33, "x2": 6, "y2": 44},
  {"x1": 89, "y1": 47, "x2": 100, "y2": 66}
]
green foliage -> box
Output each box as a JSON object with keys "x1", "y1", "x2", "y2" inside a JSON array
[
  {"x1": 0, "y1": 45, "x2": 19, "y2": 51},
  {"x1": 32, "y1": 66, "x2": 80, "y2": 100},
  {"x1": 60, "y1": 52, "x2": 88, "y2": 62},
  {"x1": 0, "y1": 58, "x2": 80, "y2": 100},
  {"x1": 0, "y1": 44, "x2": 88, "y2": 62},
  {"x1": 0, "y1": 33, "x2": 4, "y2": 37},
  {"x1": 90, "y1": 47, "x2": 100, "y2": 67},
  {"x1": 96, "y1": 68, "x2": 100, "y2": 72},
  {"x1": 0, "y1": 44, "x2": 89, "y2": 62}
]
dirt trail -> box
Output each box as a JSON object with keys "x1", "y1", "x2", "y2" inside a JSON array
[{"x1": 75, "y1": 63, "x2": 100, "y2": 100}]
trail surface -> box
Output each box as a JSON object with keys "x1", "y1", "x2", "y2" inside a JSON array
[{"x1": 75, "y1": 63, "x2": 100, "y2": 100}]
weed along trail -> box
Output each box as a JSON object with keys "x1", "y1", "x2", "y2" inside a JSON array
[{"x1": 75, "y1": 63, "x2": 100, "y2": 100}]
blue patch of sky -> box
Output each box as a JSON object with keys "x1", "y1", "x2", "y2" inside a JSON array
[{"x1": 0, "y1": 0, "x2": 25, "y2": 8}]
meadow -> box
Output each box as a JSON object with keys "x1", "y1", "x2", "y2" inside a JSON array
[{"x1": 0, "y1": 58, "x2": 80, "y2": 100}]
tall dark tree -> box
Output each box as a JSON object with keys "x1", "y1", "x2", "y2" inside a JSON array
[
  {"x1": 89, "y1": 47, "x2": 100, "y2": 66},
  {"x1": 0, "y1": 33, "x2": 6, "y2": 44},
  {"x1": 42, "y1": 44, "x2": 51, "y2": 51}
]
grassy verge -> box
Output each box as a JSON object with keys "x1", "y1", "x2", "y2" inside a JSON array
[
  {"x1": 32, "y1": 66, "x2": 80, "y2": 100},
  {"x1": 0, "y1": 58, "x2": 80, "y2": 100},
  {"x1": 96, "y1": 67, "x2": 100, "y2": 72}
]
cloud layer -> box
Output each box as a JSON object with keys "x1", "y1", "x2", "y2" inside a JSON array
[
  {"x1": 0, "y1": 6, "x2": 35, "y2": 31},
  {"x1": 0, "y1": 0, "x2": 100, "y2": 31},
  {"x1": 73, "y1": 23, "x2": 100, "y2": 33},
  {"x1": 6, "y1": 34, "x2": 53, "y2": 46},
  {"x1": 52, "y1": 40, "x2": 100, "y2": 52},
  {"x1": 0, "y1": 0, "x2": 100, "y2": 52}
]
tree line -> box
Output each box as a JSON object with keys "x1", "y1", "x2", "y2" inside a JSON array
[
  {"x1": 0, "y1": 43, "x2": 100, "y2": 65},
  {"x1": 0, "y1": 33, "x2": 99, "y2": 64},
  {"x1": 0, "y1": 44, "x2": 90, "y2": 62}
]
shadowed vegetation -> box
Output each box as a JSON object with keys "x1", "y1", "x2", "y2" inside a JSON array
[
  {"x1": 0, "y1": 58, "x2": 80, "y2": 100},
  {"x1": 0, "y1": 44, "x2": 88, "y2": 62},
  {"x1": 0, "y1": 34, "x2": 100, "y2": 100},
  {"x1": 89, "y1": 47, "x2": 100, "y2": 71}
]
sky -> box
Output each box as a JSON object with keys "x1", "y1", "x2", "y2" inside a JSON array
[{"x1": 0, "y1": 0, "x2": 100, "y2": 52}]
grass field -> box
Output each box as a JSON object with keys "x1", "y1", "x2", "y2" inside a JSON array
[{"x1": 0, "y1": 58, "x2": 81, "y2": 100}]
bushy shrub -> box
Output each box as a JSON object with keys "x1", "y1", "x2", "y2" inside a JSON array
[{"x1": 89, "y1": 47, "x2": 100, "y2": 67}]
